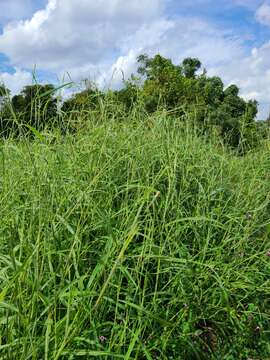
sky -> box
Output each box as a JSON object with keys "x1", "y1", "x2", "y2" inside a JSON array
[{"x1": 0, "y1": 0, "x2": 270, "y2": 118}]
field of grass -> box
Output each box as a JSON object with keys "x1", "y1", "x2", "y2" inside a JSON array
[{"x1": 0, "y1": 112, "x2": 269, "y2": 359}]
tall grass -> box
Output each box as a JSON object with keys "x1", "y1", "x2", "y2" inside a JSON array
[{"x1": 0, "y1": 108, "x2": 269, "y2": 359}]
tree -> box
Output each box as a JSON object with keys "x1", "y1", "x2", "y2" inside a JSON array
[
  {"x1": 135, "y1": 53, "x2": 259, "y2": 150},
  {"x1": 137, "y1": 54, "x2": 182, "y2": 82},
  {"x1": 245, "y1": 100, "x2": 258, "y2": 121},
  {"x1": 182, "y1": 58, "x2": 201, "y2": 79},
  {"x1": 203, "y1": 76, "x2": 224, "y2": 106},
  {"x1": 115, "y1": 76, "x2": 141, "y2": 111},
  {"x1": 137, "y1": 54, "x2": 188, "y2": 112},
  {"x1": 224, "y1": 84, "x2": 239, "y2": 97},
  {"x1": 11, "y1": 95, "x2": 25, "y2": 113},
  {"x1": 62, "y1": 87, "x2": 101, "y2": 115},
  {"x1": 12, "y1": 84, "x2": 58, "y2": 129}
]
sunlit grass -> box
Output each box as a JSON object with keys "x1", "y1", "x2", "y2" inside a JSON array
[{"x1": 0, "y1": 110, "x2": 269, "y2": 359}]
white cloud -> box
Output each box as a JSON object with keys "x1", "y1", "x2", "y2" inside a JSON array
[
  {"x1": 255, "y1": 2, "x2": 270, "y2": 26},
  {"x1": 0, "y1": 0, "x2": 269, "y2": 118},
  {"x1": 209, "y1": 41, "x2": 270, "y2": 118},
  {"x1": 0, "y1": 0, "x2": 163, "y2": 72},
  {"x1": 0, "y1": 69, "x2": 32, "y2": 94},
  {"x1": 99, "y1": 19, "x2": 174, "y2": 88}
]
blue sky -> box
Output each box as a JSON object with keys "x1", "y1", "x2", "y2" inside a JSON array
[{"x1": 0, "y1": 0, "x2": 270, "y2": 118}]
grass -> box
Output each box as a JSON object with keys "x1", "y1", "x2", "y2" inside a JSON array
[{"x1": 0, "y1": 111, "x2": 269, "y2": 359}]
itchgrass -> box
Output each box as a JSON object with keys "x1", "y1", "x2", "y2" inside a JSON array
[{"x1": 0, "y1": 108, "x2": 269, "y2": 359}]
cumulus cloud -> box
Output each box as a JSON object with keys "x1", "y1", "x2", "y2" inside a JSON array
[
  {"x1": 0, "y1": 0, "x2": 269, "y2": 118},
  {"x1": 101, "y1": 15, "x2": 270, "y2": 118},
  {"x1": 255, "y1": 2, "x2": 270, "y2": 26},
  {"x1": 0, "y1": 69, "x2": 32, "y2": 94},
  {"x1": 99, "y1": 17, "x2": 245, "y2": 89},
  {"x1": 209, "y1": 42, "x2": 270, "y2": 118},
  {"x1": 0, "y1": 0, "x2": 163, "y2": 72}
]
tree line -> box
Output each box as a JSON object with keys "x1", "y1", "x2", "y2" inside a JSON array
[{"x1": 0, "y1": 54, "x2": 269, "y2": 151}]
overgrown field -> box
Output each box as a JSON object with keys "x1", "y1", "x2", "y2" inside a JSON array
[{"x1": 0, "y1": 114, "x2": 269, "y2": 359}]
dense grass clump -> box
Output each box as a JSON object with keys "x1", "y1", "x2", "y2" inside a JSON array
[{"x1": 0, "y1": 112, "x2": 269, "y2": 359}]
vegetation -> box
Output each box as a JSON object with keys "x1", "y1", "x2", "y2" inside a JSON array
[
  {"x1": 0, "y1": 54, "x2": 268, "y2": 150},
  {"x1": 0, "y1": 54, "x2": 269, "y2": 359}
]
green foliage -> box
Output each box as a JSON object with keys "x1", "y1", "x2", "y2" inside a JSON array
[
  {"x1": 13, "y1": 84, "x2": 58, "y2": 125},
  {"x1": 62, "y1": 87, "x2": 101, "y2": 114},
  {"x1": 114, "y1": 76, "x2": 141, "y2": 111},
  {"x1": 0, "y1": 83, "x2": 10, "y2": 98},
  {"x1": 138, "y1": 54, "x2": 184, "y2": 112},
  {"x1": 0, "y1": 53, "x2": 264, "y2": 152},
  {"x1": 133, "y1": 54, "x2": 259, "y2": 151},
  {"x1": 256, "y1": 119, "x2": 270, "y2": 139},
  {"x1": 0, "y1": 116, "x2": 269, "y2": 359},
  {"x1": 0, "y1": 84, "x2": 58, "y2": 136},
  {"x1": 182, "y1": 57, "x2": 202, "y2": 78}
]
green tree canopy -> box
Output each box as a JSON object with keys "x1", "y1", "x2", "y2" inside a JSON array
[
  {"x1": 182, "y1": 57, "x2": 202, "y2": 79},
  {"x1": 134, "y1": 53, "x2": 258, "y2": 149},
  {"x1": 61, "y1": 52, "x2": 259, "y2": 152},
  {"x1": 12, "y1": 84, "x2": 58, "y2": 128}
]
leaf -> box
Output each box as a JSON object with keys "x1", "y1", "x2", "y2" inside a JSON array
[
  {"x1": 39, "y1": 82, "x2": 74, "y2": 98},
  {"x1": 124, "y1": 326, "x2": 141, "y2": 360},
  {"x1": 266, "y1": 223, "x2": 270, "y2": 236},
  {"x1": 0, "y1": 288, "x2": 7, "y2": 302},
  {"x1": 0, "y1": 302, "x2": 19, "y2": 313},
  {"x1": 61, "y1": 350, "x2": 126, "y2": 358},
  {"x1": 120, "y1": 300, "x2": 172, "y2": 327},
  {"x1": 25, "y1": 124, "x2": 47, "y2": 143},
  {"x1": 56, "y1": 214, "x2": 75, "y2": 235}
]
